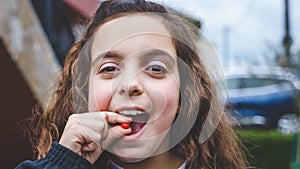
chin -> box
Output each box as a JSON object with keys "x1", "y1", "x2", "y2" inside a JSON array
[
  {"x1": 113, "y1": 148, "x2": 150, "y2": 161},
  {"x1": 109, "y1": 140, "x2": 149, "y2": 159},
  {"x1": 115, "y1": 155, "x2": 147, "y2": 163}
]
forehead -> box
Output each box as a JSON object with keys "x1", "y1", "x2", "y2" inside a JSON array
[{"x1": 90, "y1": 13, "x2": 173, "y2": 58}]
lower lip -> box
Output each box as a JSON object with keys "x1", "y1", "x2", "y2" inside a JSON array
[{"x1": 121, "y1": 123, "x2": 147, "y2": 141}]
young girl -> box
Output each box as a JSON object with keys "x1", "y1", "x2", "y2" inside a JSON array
[{"x1": 16, "y1": 0, "x2": 248, "y2": 168}]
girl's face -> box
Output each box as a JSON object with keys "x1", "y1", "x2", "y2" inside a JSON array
[{"x1": 88, "y1": 14, "x2": 180, "y2": 161}]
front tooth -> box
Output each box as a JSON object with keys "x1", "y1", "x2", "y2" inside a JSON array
[
  {"x1": 121, "y1": 110, "x2": 130, "y2": 115},
  {"x1": 130, "y1": 110, "x2": 137, "y2": 115},
  {"x1": 120, "y1": 110, "x2": 145, "y2": 115}
]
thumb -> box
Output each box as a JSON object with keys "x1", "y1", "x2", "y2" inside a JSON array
[{"x1": 101, "y1": 125, "x2": 131, "y2": 149}]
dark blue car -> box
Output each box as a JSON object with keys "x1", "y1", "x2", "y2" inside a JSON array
[{"x1": 225, "y1": 68, "x2": 300, "y2": 133}]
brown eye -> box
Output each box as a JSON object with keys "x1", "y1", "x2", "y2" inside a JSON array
[
  {"x1": 99, "y1": 66, "x2": 119, "y2": 73},
  {"x1": 97, "y1": 62, "x2": 120, "y2": 79},
  {"x1": 144, "y1": 61, "x2": 168, "y2": 79},
  {"x1": 146, "y1": 65, "x2": 166, "y2": 73}
]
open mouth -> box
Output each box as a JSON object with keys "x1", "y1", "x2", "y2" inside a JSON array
[{"x1": 119, "y1": 110, "x2": 149, "y2": 135}]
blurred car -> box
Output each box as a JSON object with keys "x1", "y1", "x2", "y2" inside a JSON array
[{"x1": 225, "y1": 67, "x2": 300, "y2": 133}]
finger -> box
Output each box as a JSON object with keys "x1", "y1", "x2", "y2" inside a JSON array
[
  {"x1": 73, "y1": 112, "x2": 131, "y2": 130},
  {"x1": 80, "y1": 112, "x2": 132, "y2": 139},
  {"x1": 102, "y1": 111, "x2": 132, "y2": 124},
  {"x1": 68, "y1": 112, "x2": 132, "y2": 141},
  {"x1": 76, "y1": 112, "x2": 132, "y2": 123},
  {"x1": 90, "y1": 111, "x2": 131, "y2": 139},
  {"x1": 80, "y1": 126, "x2": 103, "y2": 147},
  {"x1": 81, "y1": 141, "x2": 102, "y2": 152},
  {"x1": 68, "y1": 113, "x2": 106, "y2": 136},
  {"x1": 76, "y1": 126, "x2": 104, "y2": 163},
  {"x1": 82, "y1": 145, "x2": 104, "y2": 164},
  {"x1": 59, "y1": 124, "x2": 102, "y2": 154},
  {"x1": 77, "y1": 118, "x2": 108, "y2": 136},
  {"x1": 101, "y1": 125, "x2": 132, "y2": 149}
]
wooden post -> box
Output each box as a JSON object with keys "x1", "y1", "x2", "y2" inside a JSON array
[{"x1": 0, "y1": 0, "x2": 61, "y2": 109}]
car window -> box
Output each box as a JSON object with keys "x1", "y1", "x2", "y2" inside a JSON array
[
  {"x1": 226, "y1": 78, "x2": 243, "y2": 89},
  {"x1": 226, "y1": 77, "x2": 292, "y2": 89}
]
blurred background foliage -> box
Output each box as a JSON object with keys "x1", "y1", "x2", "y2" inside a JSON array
[{"x1": 239, "y1": 130, "x2": 294, "y2": 169}]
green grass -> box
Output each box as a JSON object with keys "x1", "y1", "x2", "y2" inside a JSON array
[{"x1": 238, "y1": 130, "x2": 294, "y2": 169}]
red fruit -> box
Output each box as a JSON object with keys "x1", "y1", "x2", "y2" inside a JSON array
[{"x1": 121, "y1": 123, "x2": 130, "y2": 129}]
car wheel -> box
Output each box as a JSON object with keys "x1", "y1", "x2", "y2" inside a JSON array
[{"x1": 277, "y1": 114, "x2": 299, "y2": 134}]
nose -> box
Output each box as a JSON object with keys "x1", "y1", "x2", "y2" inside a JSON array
[{"x1": 118, "y1": 74, "x2": 144, "y2": 96}]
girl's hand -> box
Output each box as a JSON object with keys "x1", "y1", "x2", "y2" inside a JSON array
[{"x1": 59, "y1": 112, "x2": 132, "y2": 164}]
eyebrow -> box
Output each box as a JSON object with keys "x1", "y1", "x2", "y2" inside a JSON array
[
  {"x1": 91, "y1": 49, "x2": 175, "y2": 68},
  {"x1": 91, "y1": 50, "x2": 124, "y2": 68},
  {"x1": 139, "y1": 49, "x2": 176, "y2": 66}
]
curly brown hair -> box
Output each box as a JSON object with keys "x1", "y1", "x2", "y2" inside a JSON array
[{"x1": 27, "y1": 1, "x2": 248, "y2": 169}]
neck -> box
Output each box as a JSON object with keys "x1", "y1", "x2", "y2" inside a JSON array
[{"x1": 111, "y1": 150, "x2": 184, "y2": 169}]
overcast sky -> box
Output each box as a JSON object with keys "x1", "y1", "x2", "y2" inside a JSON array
[{"x1": 151, "y1": 0, "x2": 300, "y2": 67}]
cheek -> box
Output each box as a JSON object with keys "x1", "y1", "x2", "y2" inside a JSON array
[
  {"x1": 149, "y1": 82, "x2": 179, "y2": 120},
  {"x1": 148, "y1": 85, "x2": 179, "y2": 135},
  {"x1": 88, "y1": 80, "x2": 113, "y2": 112}
]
